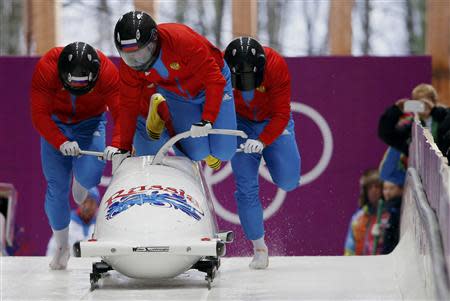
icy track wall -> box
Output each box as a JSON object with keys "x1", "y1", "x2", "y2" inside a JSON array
[
  {"x1": 410, "y1": 122, "x2": 450, "y2": 271},
  {"x1": 395, "y1": 122, "x2": 450, "y2": 299},
  {"x1": 0, "y1": 56, "x2": 433, "y2": 256}
]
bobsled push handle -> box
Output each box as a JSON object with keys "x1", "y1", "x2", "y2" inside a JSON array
[
  {"x1": 152, "y1": 129, "x2": 248, "y2": 165},
  {"x1": 79, "y1": 150, "x2": 104, "y2": 157},
  {"x1": 79, "y1": 150, "x2": 104, "y2": 159}
]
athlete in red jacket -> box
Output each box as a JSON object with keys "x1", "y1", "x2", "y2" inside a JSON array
[
  {"x1": 111, "y1": 11, "x2": 236, "y2": 167},
  {"x1": 232, "y1": 46, "x2": 292, "y2": 146},
  {"x1": 224, "y1": 37, "x2": 301, "y2": 269},
  {"x1": 30, "y1": 42, "x2": 120, "y2": 270},
  {"x1": 31, "y1": 47, "x2": 120, "y2": 149}
]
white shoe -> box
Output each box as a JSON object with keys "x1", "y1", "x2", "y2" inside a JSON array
[
  {"x1": 49, "y1": 245, "x2": 70, "y2": 270},
  {"x1": 249, "y1": 248, "x2": 269, "y2": 269}
]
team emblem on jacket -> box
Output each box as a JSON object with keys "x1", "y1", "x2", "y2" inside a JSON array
[
  {"x1": 256, "y1": 85, "x2": 266, "y2": 93},
  {"x1": 223, "y1": 93, "x2": 232, "y2": 101},
  {"x1": 170, "y1": 62, "x2": 181, "y2": 70}
]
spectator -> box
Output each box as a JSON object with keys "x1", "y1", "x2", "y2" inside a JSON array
[
  {"x1": 437, "y1": 111, "x2": 450, "y2": 159},
  {"x1": 344, "y1": 169, "x2": 383, "y2": 255},
  {"x1": 378, "y1": 83, "x2": 450, "y2": 156},
  {"x1": 46, "y1": 187, "x2": 100, "y2": 257},
  {"x1": 378, "y1": 147, "x2": 405, "y2": 254},
  {"x1": 344, "y1": 147, "x2": 406, "y2": 256}
]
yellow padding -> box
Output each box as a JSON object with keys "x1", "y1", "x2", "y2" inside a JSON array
[
  {"x1": 204, "y1": 155, "x2": 222, "y2": 170},
  {"x1": 146, "y1": 93, "x2": 166, "y2": 140}
]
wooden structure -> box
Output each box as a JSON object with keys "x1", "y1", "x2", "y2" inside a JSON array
[
  {"x1": 27, "y1": 0, "x2": 59, "y2": 55},
  {"x1": 328, "y1": 0, "x2": 354, "y2": 55},
  {"x1": 426, "y1": 0, "x2": 450, "y2": 105},
  {"x1": 232, "y1": 0, "x2": 257, "y2": 38},
  {"x1": 134, "y1": 0, "x2": 157, "y2": 19}
]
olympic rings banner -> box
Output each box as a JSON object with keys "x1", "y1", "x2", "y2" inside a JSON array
[{"x1": 0, "y1": 56, "x2": 431, "y2": 256}]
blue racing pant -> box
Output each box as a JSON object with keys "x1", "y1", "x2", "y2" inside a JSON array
[
  {"x1": 41, "y1": 115, "x2": 106, "y2": 230},
  {"x1": 133, "y1": 116, "x2": 172, "y2": 156},
  {"x1": 157, "y1": 63, "x2": 237, "y2": 161},
  {"x1": 231, "y1": 115, "x2": 301, "y2": 240}
]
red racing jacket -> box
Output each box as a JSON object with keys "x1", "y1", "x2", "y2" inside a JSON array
[
  {"x1": 116, "y1": 23, "x2": 226, "y2": 151},
  {"x1": 233, "y1": 47, "x2": 292, "y2": 146},
  {"x1": 30, "y1": 47, "x2": 121, "y2": 149}
]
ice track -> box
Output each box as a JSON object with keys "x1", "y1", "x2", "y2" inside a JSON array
[
  {"x1": 2, "y1": 255, "x2": 404, "y2": 300},
  {"x1": 2, "y1": 167, "x2": 448, "y2": 300}
]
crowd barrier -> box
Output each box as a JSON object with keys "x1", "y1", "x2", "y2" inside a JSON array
[{"x1": 401, "y1": 121, "x2": 450, "y2": 299}]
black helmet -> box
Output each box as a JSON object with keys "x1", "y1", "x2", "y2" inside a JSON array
[
  {"x1": 224, "y1": 37, "x2": 266, "y2": 91},
  {"x1": 114, "y1": 11, "x2": 160, "y2": 72},
  {"x1": 58, "y1": 42, "x2": 100, "y2": 96}
]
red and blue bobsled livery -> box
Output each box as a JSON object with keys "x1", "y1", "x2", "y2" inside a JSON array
[{"x1": 74, "y1": 129, "x2": 245, "y2": 290}]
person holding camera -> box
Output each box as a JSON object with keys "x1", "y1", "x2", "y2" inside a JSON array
[{"x1": 378, "y1": 83, "x2": 450, "y2": 156}]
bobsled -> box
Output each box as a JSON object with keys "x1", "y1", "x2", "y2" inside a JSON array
[{"x1": 73, "y1": 129, "x2": 247, "y2": 290}]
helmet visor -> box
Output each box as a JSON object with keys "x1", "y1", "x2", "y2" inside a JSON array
[
  {"x1": 230, "y1": 61, "x2": 259, "y2": 91},
  {"x1": 232, "y1": 72, "x2": 257, "y2": 91},
  {"x1": 119, "y1": 41, "x2": 157, "y2": 71},
  {"x1": 232, "y1": 61, "x2": 254, "y2": 74}
]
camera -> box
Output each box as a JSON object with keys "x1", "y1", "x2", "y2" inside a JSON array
[{"x1": 404, "y1": 100, "x2": 425, "y2": 114}]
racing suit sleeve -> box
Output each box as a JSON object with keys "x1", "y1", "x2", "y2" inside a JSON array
[
  {"x1": 258, "y1": 53, "x2": 291, "y2": 146},
  {"x1": 184, "y1": 42, "x2": 226, "y2": 123},
  {"x1": 114, "y1": 60, "x2": 143, "y2": 151},
  {"x1": 100, "y1": 59, "x2": 121, "y2": 147},
  {"x1": 30, "y1": 58, "x2": 68, "y2": 149}
]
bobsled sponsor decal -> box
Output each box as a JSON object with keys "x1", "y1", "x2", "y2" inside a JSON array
[
  {"x1": 105, "y1": 185, "x2": 204, "y2": 221},
  {"x1": 133, "y1": 246, "x2": 170, "y2": 253}
]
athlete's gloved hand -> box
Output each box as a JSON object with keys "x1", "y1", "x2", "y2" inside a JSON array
[
  {"x1": 59, "y1": 141, "x2": 80, "y2": 156},
  {"x1": 111, "y1": 150, "x2": 131, "y2": 174},
  {"x1": 240, "y1": 139, "x2": 264, "y2": 154},
  {"x1": 190, "y1": 120, "x2": 212, "y2": 138},
  {"x1": 103, "y1": 146, "x2": 121, "y2": 161}
]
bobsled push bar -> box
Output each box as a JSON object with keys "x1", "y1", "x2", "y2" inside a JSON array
[
  {"x1": 78, "y1": 129, "x2": 247, "y2": 163},
  {"x1": 151, "y1": 129, "x2": 248, "y2": 165},
  {"x1": 73, "y1": 239, "x2": 225, "y2": 258}
]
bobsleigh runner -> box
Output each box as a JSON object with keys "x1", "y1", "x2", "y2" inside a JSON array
[{"x1": 74, "y1": 129, "x2": 247, "y2": 290}]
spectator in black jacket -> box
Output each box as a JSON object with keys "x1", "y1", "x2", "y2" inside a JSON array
[
  {"x1": 378, "y1": 83, "x2": 450, "y2": 156},
  {"x1": 438, "y1": 111, "x2": 450, "y2": 158}
]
